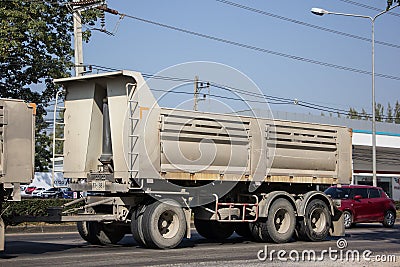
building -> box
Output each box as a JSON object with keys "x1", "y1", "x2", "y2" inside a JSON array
[{"x1": 272, "y1": 110, "x2": 400, "y2": 200}]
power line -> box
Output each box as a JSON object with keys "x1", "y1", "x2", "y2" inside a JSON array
[
  {"x1": 215, "y1": 0, "x2": 400, "y2": 49},
  {"x1": 87, "y1": 63, "x2": 382, "y2": 117},
  {"x1": 64, "y1": 63, "x2": 400, "y2": 121},
  {"x1": 209, "y1": 82, "x2": 356, "y2": 115},
  {"x1": 146, "y1": 86, "x2": 391, "y2": 118},
  {"x1": 97, "y1": 8, "x2": 400, "y2": 82},
  {"x1": 150, "y1": 88, "x2": 288, "y2": 105},
  {"x1": 338, "y1": 0, "x2": 400, "y2": 18}
]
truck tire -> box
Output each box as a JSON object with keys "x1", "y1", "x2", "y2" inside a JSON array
[
  {"x1": 77, "y1": 221, "x2": 125, "y2": 245},
  {"x1": 234, "y1": 222, "x2": 253, "y2": 239},
  {"x1": 142, "y1": 199, "x2": 186, "y2": 249},
  {"x1": 298, "y1": 199, "x2": 331, "y2": 242},
  {"x1": 249, "y1": 199, "x2": 295, "y2": 243},
  {"x1": 382, "y1": 210, "x2": 395, "y2": 228},
  {"x1": 131, "y1": 203, "x2": 149, "y2": 247},
  {"x1": 265, "y1": 198, "x2": 296, "y2": 243},
  {"x1": 96, "y1": 222, "x2": 126, "y2": 245},
  {"x1": 249, "y1": 220, "x2": 268, "y2": 242},
  {"x1": 194, "y1": 218, "x2": 234, "y2": 241},
  {"x1": 77, "y1": 221, "x2": 100, "y2": 245}
]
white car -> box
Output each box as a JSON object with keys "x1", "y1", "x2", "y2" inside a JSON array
[
  {"x1": 20, "y1": 185, "x2": 29, "y2": 198},
  {"x1": 32, "y1": 187, "x2": 47, "y2": 198}
]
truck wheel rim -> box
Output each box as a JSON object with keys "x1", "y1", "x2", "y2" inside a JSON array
[
  {"x1": 274, "y1": 208, "x2": 290, "y2": 234},
  {"x1": 158, "y1": 210, "x2": 179, "y2": 239},
  {"x1": 310, "y1": 208, "x2": 326, "y2": 233}
]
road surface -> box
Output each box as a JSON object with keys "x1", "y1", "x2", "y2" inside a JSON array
[{"x1": 1, "y1": 223, "x2": 399, "y2": 266}]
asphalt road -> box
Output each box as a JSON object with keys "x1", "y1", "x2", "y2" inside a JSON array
[{"x1": 1, "y1": 223, "x2": 399, "y2": 267}]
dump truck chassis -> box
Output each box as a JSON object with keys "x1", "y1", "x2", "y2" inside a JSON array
[{"x1": 59, "y1": 181, "x2": 343, "y2": 249}]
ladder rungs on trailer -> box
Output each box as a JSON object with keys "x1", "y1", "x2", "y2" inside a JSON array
[
  {"x1": 52, "y1": 89, "x2": 66, "y2": 188},
  {"x1": 128, "y1": 96, "x2": 140, "y2": 179}
]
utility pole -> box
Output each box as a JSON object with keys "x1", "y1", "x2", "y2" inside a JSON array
[
  {"x1": 311, "y1": 4, "x2": 400, "y2": 187},
  {"x1": 193, "y1": 76, "x2": 210, "y2": 111},
  {"x1": 193, "y1": 76, "x2": 199, "y2": 111},
  {"x1": 70, "y1": 0, "x2": 106, "y2": 76},
  {"x1": 73, "y1": 0, "x2": 83, "y2": 77}
]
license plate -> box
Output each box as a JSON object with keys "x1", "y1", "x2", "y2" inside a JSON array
[{"x1": 92, "y1": 180, "x2": 106, "y2": 191}]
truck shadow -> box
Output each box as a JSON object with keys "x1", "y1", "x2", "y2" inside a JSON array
[
  {"x1": 4, "y1": 225, "x2": 397, "y2": 256},
  {"x1": 0, "y1": 241, "x2": 76, "y2": 258}
]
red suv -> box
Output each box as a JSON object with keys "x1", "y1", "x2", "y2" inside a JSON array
[{"x1": 324, "y1": 185, "x2": 396, "y2": 228}]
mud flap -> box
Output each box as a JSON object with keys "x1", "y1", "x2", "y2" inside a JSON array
[
  {"x1": 0, "y1": 216, "x2": 4, "y2": 252},
  {"x1": 330, "y1": 208, "x2": 344, "y2": 237},
  {"x1": 184, "y1": 208, "x2": 192, "y2": 239}
]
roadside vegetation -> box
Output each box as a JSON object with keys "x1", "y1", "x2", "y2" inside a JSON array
[{"x1": 1, "y1": 199, "x2": 79, "y2": 226}]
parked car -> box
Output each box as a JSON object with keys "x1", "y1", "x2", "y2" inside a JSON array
[
  {"x1": 61, "y1": 188, "x2": 74, "y2": 199},
  {"x1": 41, "y1": 187, "x2": 64, "y2": 198},
  {"x1": 24, "y1": 186, "x2": 37, "y2": 195},
  {"x1": 20, "y1": 185, "x2": 29, "y2": 198},
  {"x1": 325, "y1": 185, "x2": 396, "y2": 228},
  {"x1": 31, "y1": 187, "x2": 47, "y2": 198}
]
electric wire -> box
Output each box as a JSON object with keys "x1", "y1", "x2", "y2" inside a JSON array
[
  {"x1": 103, "y1": 11, "x2": 400, "y2": 82},
  {"x1": 215, "y1": 0, "x2": 400, "y2": 49},
  {"x1": 87, "y1": 64, "x2": 385, "y2": 118},
  {"x1": 338, "y1": 0, "x2": 400, "y2": 18}
]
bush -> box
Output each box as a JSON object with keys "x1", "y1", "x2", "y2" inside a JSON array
[
  {"x1": 396, "y1": 201, "x2": 400, "y2": 210},
  {"x1": 1, "y1": 199, "x2": 80, "y2": 226}
]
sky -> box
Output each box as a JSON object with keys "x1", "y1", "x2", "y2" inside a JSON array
[{"x1": 79, "y1": 0, "x2": 400, "y2": 116}]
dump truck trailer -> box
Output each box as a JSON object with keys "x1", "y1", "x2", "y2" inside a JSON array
[
  {"x1": 1, "y1": 70, "x2": 352, "y2": 250},
  {"x1": 53, "y1": 70, "x2": 351, "y2": 248},
  {"x1": 0, "y1": 99, "x2": 35, "y2": 251}
]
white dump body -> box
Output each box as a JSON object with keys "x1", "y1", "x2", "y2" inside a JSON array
[
  {"x1": 55, "y1": 71, "x2": 352, "y2": 192},
  {"x1": 158, "y1": 108, "x2": 352, "y2": 185}
]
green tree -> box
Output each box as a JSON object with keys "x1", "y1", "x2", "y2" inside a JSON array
[
  {"x1": 347, "y1": 108, "x2": 360, "y2": 119},
  {"x1": 375, "y1": 103, "x2": 384, "y2": 122},
  {"x1": 0, "y1": 1, "x2": 98, "y2": 171},
  {"x1": 386, "y1": 103, "x2": 394, "y2": 123},
  {"x1": 360, "y1": 108, "x2": 369, "y2": 120},
  {"x1": 395, "y1": 101, "x2": 400, "y2": 124},
  {"x1": 348, "y1": 102, "x2": 400, "y2": 124}
]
